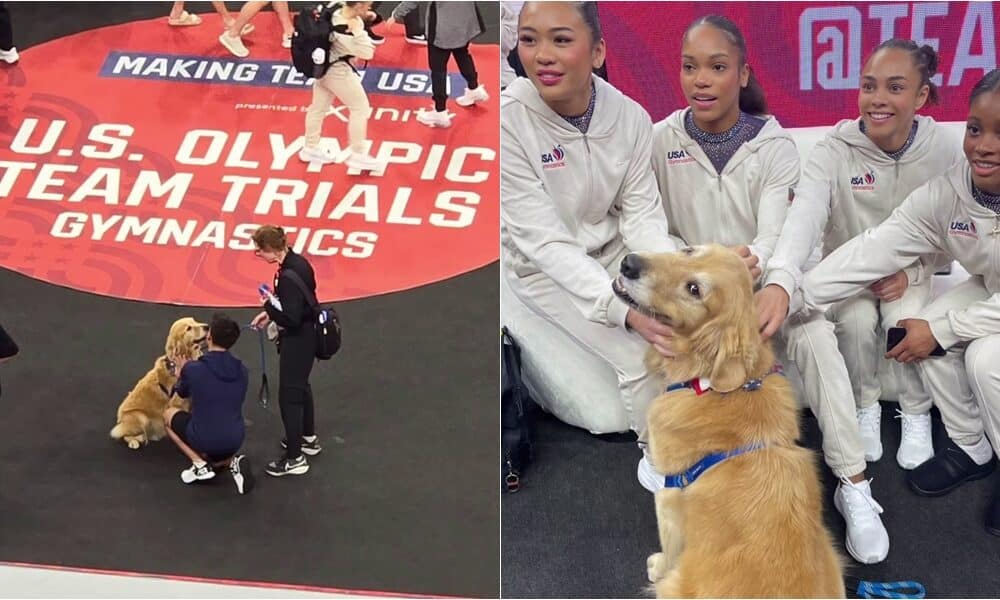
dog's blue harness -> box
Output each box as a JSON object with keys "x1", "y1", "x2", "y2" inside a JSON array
[
  {"x1": 660, "y1": 365, "x2": 784, "y2": 489},
  {"x1": 663, "y1": 441, "x2": 766, "y2": 489}
]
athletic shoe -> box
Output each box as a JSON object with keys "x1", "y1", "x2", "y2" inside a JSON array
[
  {"x1": 896, "y1": 410, "x2": 934, "y2": 469},
  {"x1": 455, "y1": 85, "x2": 489, "y2": 107},
  {"x1": 0, "y1": 47, "x2": 19, "y2": 64},
  {"x1": 833, "y1": 478, "x2": 889, "y2": 564},
  {"x1": 281, "y1": 436, "x2": 323, "y2": 456},
  {"x1": 637, "y1": 455, "x2": 665, "y2": 493},
  {"x1": 298, "y1": 145, "x2": 339, "y2": 165},
  {"x1": 369, "y1": 32, "x2": 386, "y2": 45},
  {"x1": 415, "y1": 108, "x2": 453, "y2": 128},
  {"x1": 265, "y1": 455, "x2": 309, "y2": 477},
  {"x1": 346, "y1": 152, "x2": 384, "y2": 172},
  {"x1": 230, "y1": 454, "x2": 255, "y2": 495},
  {"x1": 405, "y1": 34, "x2": 427, "y2": 45},
  {"x1": 180, "y1": 462, "x2": 215, "y2": 484},
  {"x1": 219, "y1": 32, "x2": 249, "y2": 58},
  {"x1": 856, "y1": 402, "x2": 883, "y2": 462},
  {"x1": 908, "y1": 441, "x2": 996, "y2": 496}
]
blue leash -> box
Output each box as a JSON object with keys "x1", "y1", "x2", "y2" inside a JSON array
[{"x1": 848, "y1": 578, "x2": 926, "y2": 599}]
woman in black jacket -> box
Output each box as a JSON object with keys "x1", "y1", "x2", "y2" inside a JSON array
[{"x1": 251, "y1": 225, "x2": 322, "y2": 477}]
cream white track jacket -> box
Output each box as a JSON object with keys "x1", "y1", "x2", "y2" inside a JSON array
[
  {"x1": 765, "y1": 115, "x2": 962, "y2": 297},
  {"x1": 803, "y1": 161, "x2": 1000, "y2": 349},
  {"x1": 651, "y1": 108, "x2": 800, "y2": 273},
  {"x1": 501, "y1": 75, "x2": 676, "y2": 329},
  {"x1": 329, "y1": 10, "x2": 375, "y2": 66}
]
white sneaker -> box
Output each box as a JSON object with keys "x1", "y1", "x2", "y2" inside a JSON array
[
  {"x1": 0, "y1": 47, "x2": 18, "y2": 64},
  {"x1": 219, "y1": 32, "x2": 249, "y2": 58},
  {"x1": 856, "y1": 403, "x2": 883, "y2": 462},
  {"x1": 416, "y1": 108, "x2": 453, "y2": 128},
  {"x1": 180, "y1": 462, "x2": 216, "y2": 484},
  {"x1": 345, "y1": 152, "x2": 383, "y2": 172},
  {"x1": 637, "y1": 455, "x2": 665, "y2": 493},
  {"x1": 896, "y1": 410, "x2": 934, "y2": 469},
  {"x1": 405, "y1": 34, "x2": 427, "y2": 45},
  {"x1": 298, "y1": 145, "x2": 339, "y2": 165},
  {"x1": 833, "y1": 478, "x2": 889, "y2": 564},
  {"x1": 455, "y1": 85, "x2": 489, "y2": 107}
]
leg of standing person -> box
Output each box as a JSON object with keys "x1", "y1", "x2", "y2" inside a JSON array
[
  {"x1": 267, "y1": 337, "x2": 314, "y2": 476},
  {"x1": 0, "y1": 2, "x2": 18, "y2": 64},
  {"x1": 416, "y1": 44, "x2": 454, "y2": 128},
  {"x1": 167, "y1": 1, "x2": 203, "y2": 26},
  {"x1": 300, "y1": 70, "x2": 340, "y2": 164},
  {"x1": 403, "y1": 6, "x2": 426, "y2": 44},
  {"x1": 452, "y1": 43, "x2": 489, "y2": 106},
  {"x1": 328, "y1": 67, "x2": 381, "y2": 171},
  {"x1": 272, "y1": 1, "x2": 294, "y2": 48},
  {"x1": 220, "y1": 1, "x2": 269, "y2": 57}
]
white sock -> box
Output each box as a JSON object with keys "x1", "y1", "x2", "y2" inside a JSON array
[
  {"x1": 303, "y1": 435, "x2": 317, "y2": 442},
  {"x1": 193, "y1": 460, "x2": 207, "y2": 468},
  {"x1": 956, "y1": 437, "x2": 994, "y2": 465}
]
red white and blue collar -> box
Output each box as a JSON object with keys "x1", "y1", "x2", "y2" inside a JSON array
[{"x1": 665, "y1": 364, "x2": 785, "y2": 395}]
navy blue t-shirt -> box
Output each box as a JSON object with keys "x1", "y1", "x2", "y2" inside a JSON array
[{"x1": 173, "y1": 350, "x2": 248, "y2": 454}]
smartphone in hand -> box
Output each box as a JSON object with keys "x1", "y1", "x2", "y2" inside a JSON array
[{"x1": 886, "y1": 326, "x2": 946, "y2": 357}]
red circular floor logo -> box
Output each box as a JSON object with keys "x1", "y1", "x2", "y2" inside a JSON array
[{"x1": 0, "y1": 16, "x2": 499, "y2": 306}]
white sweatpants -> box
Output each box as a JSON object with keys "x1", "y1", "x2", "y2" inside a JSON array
[
  {"x1": 916, "y1": 276, "x2": 1000, "y2": 458},
  {"x1": 505, "y1": 249, "x2": 660, "y2": 449},
  {"x1": 827, "y1": 276, "x2": 934, "y2": 413},
  {"x1": 777, "y1": 310, "x2": 866, "y2": 479},
  {"x1": 304, "y1": 64, "x2": 372, "y2": 153}
]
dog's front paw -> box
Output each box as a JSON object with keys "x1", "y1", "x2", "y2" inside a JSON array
[
  {"x1": 126, "y1": 438, "x2": 141, "y2": 449},
  {"x1": 647, "y1": 552, "x2": 667, "y2": 583}
]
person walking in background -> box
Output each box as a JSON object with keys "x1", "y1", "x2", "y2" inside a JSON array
[
  {"x1": 0, "y1": 2, "x2": 17, "y2": 64},
  {"x1": 167, "y1": 1, "x2": 238, "y2": 29},
  {"x1": 219, "y1": 1, "x2": 295, "y2": 58},
  {"x1": 250, "y1": 226, "x2": 322, "y2": 477},
  {"x1": 298, "y1": 1, "x2": 383, "y2": 172},
  {"x1": 387, "y1": 1, "x2": 490, "y2": 128}
]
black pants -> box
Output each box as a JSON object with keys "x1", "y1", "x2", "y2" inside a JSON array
[
  {"x1": 428, "y1": 44, "x2": 478, "y2": 112},
  {"x1": 367, "y1": 3, "x2": 422, "y2": 37},
  {"x1": 278, "y1": 333, "x2": 316, "y2": 460},
  {"x1": 0, "y1": 3, "x2": 13, "y2": 51}
]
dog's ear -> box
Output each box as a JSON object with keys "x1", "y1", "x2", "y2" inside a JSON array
[
  {"x1": 709, "y1": 328, "x2": 750, "y2": 392},
  {"x1": 706, "y1": 304, "x2": 760, "y2": 393}
]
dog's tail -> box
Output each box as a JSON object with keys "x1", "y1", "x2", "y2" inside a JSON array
[{"x1": 109, "y1": 412, "x2": 148, "y2": 439}]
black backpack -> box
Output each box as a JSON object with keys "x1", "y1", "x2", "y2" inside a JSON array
[
  {"x1": 501, "y1": 327, "x2": 533, "y2": 492},
  {"x1": 282, "y1": 270, "x2": 342, "y2": 360},
  {"x1": 291, "y1": 2, "x2": 337, "y2": 78}
]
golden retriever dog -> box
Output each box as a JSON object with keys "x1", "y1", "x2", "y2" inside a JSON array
[
  {"x1": 612, "y1": 244, "x2": 844, "y2": 598},
  {"x1": 110, "y1": 317, "x2": 208, "y2": 449}
]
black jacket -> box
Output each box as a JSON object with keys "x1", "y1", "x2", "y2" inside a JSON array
[{"x1": 264, "y1": 250, "x2": 317, "y2": 335}]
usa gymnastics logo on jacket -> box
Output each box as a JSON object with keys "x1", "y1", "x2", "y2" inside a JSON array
[
  {"x1": 666, "y1": 149, "x2": 696, "y2": 166},
  {"x1": 541, "y1": 145, "x2": 567, "y2": 170},
  {"x1": 949, "y1": 220, "x2": 978, "y2": 239},
  {"x1": 850, "y1": 170, "x2": 876, "y2": 192}
]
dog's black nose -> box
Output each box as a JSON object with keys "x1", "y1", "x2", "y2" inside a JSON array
[{"x1": 620, "y1": 253, "x2": 644, "y2": 280}]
